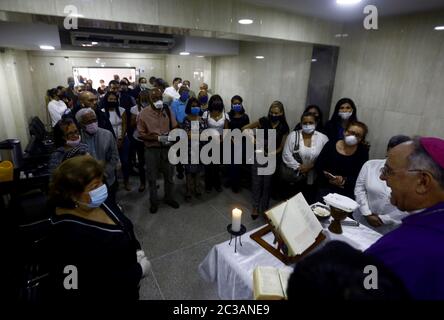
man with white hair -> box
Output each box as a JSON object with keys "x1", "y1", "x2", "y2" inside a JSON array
[
  {"x1": 366, "y1": 136, "x2": 444, "y2": 299},
  {"x1": 76, "y1": 108, "x2": 120, "y2": 203}
]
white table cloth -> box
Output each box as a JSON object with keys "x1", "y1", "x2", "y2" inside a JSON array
[{"x1": 198, "y1": 218, "x2": 382, "y2": 300}]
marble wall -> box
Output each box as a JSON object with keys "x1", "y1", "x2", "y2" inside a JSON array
[
  {"x1": 332, "y1": 11, "x2": 444, "y2": 158},
  {"x1": 164, "y1": 55, "x2": 213, "y2": 94},
  {"x1": 0, "y1": 49, "x2": 36, "y2": 144},
  {"x1": 213, "y1": 41, "x2": 313, "y2": 129},
  {"x1": 0, "y1": 0, "x2": 342, "y2": 46}
]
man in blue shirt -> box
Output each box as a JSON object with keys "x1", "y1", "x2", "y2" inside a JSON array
[{"x1": 170, "y1": 85, "x2": 189, "y2": 125}]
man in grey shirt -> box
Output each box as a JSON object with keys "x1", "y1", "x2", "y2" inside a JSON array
[{"x1": 76, "y1": 108, "x2": 120, "y2": 202}]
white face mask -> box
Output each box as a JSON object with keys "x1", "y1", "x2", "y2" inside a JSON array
[
  {"x1": 66, "y1": 136, "x2": 81, "y2": 147},
  {"x1": 302, "y1": 124, "x2": 316, "y2": 134},
  {"x1": 154, "y1": 100, "x2": 164, "y2": 109},
  {"x1": 344, "y1": 135, "x2": 358, "y2": 146},
  {"x1": 339, "y1": 111, "x2": 352, "y2": 120}
]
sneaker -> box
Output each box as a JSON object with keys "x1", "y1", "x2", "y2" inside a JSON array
[
  {"x1": 150, "y1": 203, "x2": 158, "y2": 214},
  {"x1": 165, "y1": 199, "x2": 180, "y2": 209}
]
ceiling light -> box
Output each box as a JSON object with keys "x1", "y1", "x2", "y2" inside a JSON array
[
  {"x1": 70, "y1": 13, "x2": 84, "y2": 18},
  {"x1": 336, "y1": 0, "x2": 362, "y2": 5},
  {"x1": 435, "y1": 26, "x2": 444, "y2": 31},
  {"x1": 91, "y1": 41, "x2": 98, "y2": 45},
  {"x1": 39, "y1": 45, "x2": 55, "y2": 50},
  {"x1": 180, "y1": 52, "x2": 190, "y2": 56},
  {"x1": 311, "y1": 58, "x2": 317, "y2": 62},
  {"x1": 197, "y1": 55, "x2": 205, "y2": 58},
  {"x1": 255, "y1": 56, "x2": 264, "y2": 59},
  {"x1": 238, "y1": 19, "x2": 253, "y2": 25}
]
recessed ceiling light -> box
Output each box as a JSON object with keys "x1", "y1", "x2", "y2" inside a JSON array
[
  {"x1": 39, "y1": 45, "x2": 55, "y2": 50},
  {"x1": 70, "y1": 13, "x2": 84, "y2": 18},
  {"x1": 238, "y1": 19, "x2": 253, "y2": 25},
  {"x1": 180, "y1": 52, "x2": 190, "y2": 56},
  {"x1": 197, "y1": 55, "x2": 205, "y2": 58},
  {"x1": 255, "y1": 56, "x2": 264, "y2": 59},
  {"x1": 311, "y1": 58, "x2": 317, "y2": 62},
  {"x1": 336, "y1": 0, "x2": 362, "y2": 5},
  {"x1": 91, "y1": 41, "x2": 98, "y2": 45},
  {"x1": 435, "y1": 26, "x2": 444, "y2": 31}
]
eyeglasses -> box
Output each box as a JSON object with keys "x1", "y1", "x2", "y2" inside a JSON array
[{"x1": 380, "y1": 165, "x2": 426, "y2": 177}]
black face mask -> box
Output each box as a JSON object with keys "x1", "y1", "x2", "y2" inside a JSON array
[
  {"x1": 212, "y1": 103, "x2": 224, "y2": 112},
  {"x1": 108, "y1": 102, "x2": 119, "y2": 109},
  {"x1": 269, "y1": 115, "x2": 282, "y2": 123}
]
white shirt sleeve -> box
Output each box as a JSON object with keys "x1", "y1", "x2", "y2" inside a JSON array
[
  {"x1": 354, "y1": 161, "x2": 372, "y2": 216},
  {"x1": 48, "y1": 100, "x2": 65, "y2": 127},
  {"x1": 282, "y1": 131, "x2": 300, "y2": 170},
  {"x1": 318, "y1": 132, "x2": 329, "y2": 150}
]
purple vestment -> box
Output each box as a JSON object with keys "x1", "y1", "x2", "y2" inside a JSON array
[{"x1": 366, "y1": 201, "x2": 444, "y2": 300}]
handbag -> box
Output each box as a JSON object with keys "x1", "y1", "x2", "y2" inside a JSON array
[{"x1": 280, "y1": 130, "x2": 306, "y2": 183}]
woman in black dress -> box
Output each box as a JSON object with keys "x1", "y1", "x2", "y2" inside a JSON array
[
  {"x1": 47, "y1": 155, "x2": 150, "y2": 301},
  {"x1": 315, "y1": 121, "x2": 370, "y2": 200},
  {"x1": 227, "y1": 95, "x2": 250, "y2": 193}
]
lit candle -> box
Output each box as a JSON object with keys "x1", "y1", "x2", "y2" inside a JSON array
[{"x1": 232, "y1": 208, "x2": 242, "y2": 232}]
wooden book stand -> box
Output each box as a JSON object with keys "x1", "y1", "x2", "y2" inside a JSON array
[{"x1": 250, "y1": 221, "x2": 326, "y2": 265}]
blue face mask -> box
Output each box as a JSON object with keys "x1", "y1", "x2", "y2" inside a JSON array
[
  {"x1": 190, "y1": 107, "x2": 201, "y2": 115},
  {"x1": 199, "y1": 96, "x2": 208, "y2": 104},
  {"x1": 180, "y1": 91, "x2": 189, "y2": 102},
  {"x1": 232, "y1": 104, "x2": 242, "y2": 112},
  {"x1": 87, "y1": 184, "x2": 108, "y2": 208}
]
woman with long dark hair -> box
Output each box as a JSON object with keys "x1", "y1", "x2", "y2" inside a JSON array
[
  {"x1": 243, "y1": 101, "x2": 289, "y2": 219},
  {"x1": 294, "y1": 105, "x2": 325, "y2": 133},
  {"x1": 324, "y1": 98, "x2": 358, "y2": 142},
  {"x1": 102, "y1": 92, "x2": 131, "y2": 191},
  {"x1": 202, "y1": 94, "x2": 230, "y2": 193},
  {"x1": 227, "y1": 95, "x2": 250, "y2": 193}
]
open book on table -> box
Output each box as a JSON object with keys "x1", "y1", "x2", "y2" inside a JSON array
[
  {"x1": 253, "y1": 266, "x2": 292, "y2": 300},
  {"x1": 265, "y1": 192, "x2": 324, "y2": 257}
]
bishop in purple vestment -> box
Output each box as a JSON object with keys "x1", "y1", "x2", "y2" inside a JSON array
[{"x1": 366, "y1": 137, "x2": 444, "y2": 300}]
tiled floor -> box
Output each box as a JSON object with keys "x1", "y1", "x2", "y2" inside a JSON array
[{"x1": 117, "y1": 173, "x2": 267, "y2": 300}]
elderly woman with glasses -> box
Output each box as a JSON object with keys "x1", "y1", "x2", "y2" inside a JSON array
[
  {"x1": 353, "y1": 135, "x2": 411, "y2": 234},
  {"x1": 49, "y1": 117, "x2": 89, "y2": 173},
  {"x1": 315, "y1": 121, "x2": 370, "y2": 200}
]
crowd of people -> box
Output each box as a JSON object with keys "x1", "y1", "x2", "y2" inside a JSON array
[{"x1": 43, "y1": 74, "x2": 444, "y2": 300}]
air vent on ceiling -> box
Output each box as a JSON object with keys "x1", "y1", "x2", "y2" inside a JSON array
[{"x1": 70, "y1": 30, "x2": 175, "y2": 51}]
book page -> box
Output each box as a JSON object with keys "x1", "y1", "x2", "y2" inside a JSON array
[
  {"x1": 279, "y1": 193, "x2": 323, "y2": 255},
  {"x1": 265, "y1": 201, "x2": 287, "y2": 228},
  {"x1": 253, "y1": 267, "x2": 285, "y2": 300},
  {"x1": 278, "y1": 269, "x2": 293, "y2": 299}
]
